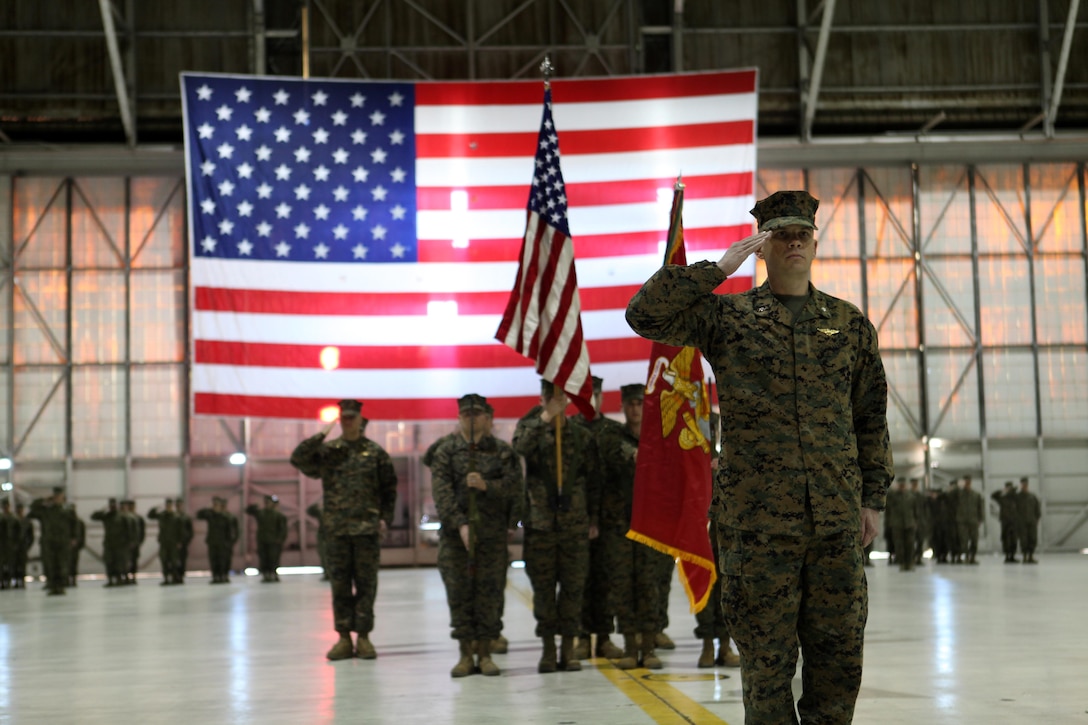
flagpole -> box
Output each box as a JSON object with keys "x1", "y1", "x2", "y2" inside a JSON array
[{"x1": 540, "y1": 54, "x2": 564, "y2": 497}]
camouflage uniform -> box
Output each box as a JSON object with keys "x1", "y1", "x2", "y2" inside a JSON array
[
  {"x1": 0, "y1": 504, "x2": 13, "y2": 589},
  {"x1": 885, "y1": 485, "x2": 918, "y2": 570},
  {"x1": 29, "y1": 493, "x2": 79, "y2": 595},
  {"x1": 955, "y1": 484, "x2": 984, "y2": 564},
  {"x1": 1015, "y1": 482, "x2": 1042, "y2": 562},
  {"x1": 597, "y1": 418, "x2": 666, "y2": 637},
  {"x1": 129, "y1": 507, "x2": 146, "y2": 582},
  {"x1": 148, "y1": 502, "x2": 183, "y2": 583},
  {"x1": 175, "y1": 501, "x2": 194, "y2": 583},
  {"x1": 290, "y1": 426, "x2": 397, "y2": 638},
  {"x1": 246, "y1": 499, "x2": 289, "y2": 581},
  {"x1": 306, "y1": 503, "x2": 328, "y2": 577},
  {"x1": 626, "y1": 193, "x2": 893, "y2": 724},
  {"x1": 572, "y1": 408, "x2": 624, "y2": 649},
  {"x1": 513, "y1": 405, "x2": 600, "y2": 640},
  {"x1": 991, "y1": 484, "x2": 1019, "y2": 561},
  {"x1": 69, "y1": 508, "x2": 86, "y2": 585},
  {"x1": 12, "y1": 506, "x2": 33, "y2": 588},
  {"x1": 91, "y1": 502, "x2": 131, "y2": 586},
  {"x1": 431, "y1": 425, "x2": 523, "y2": 643},
  {"x1": 196, "y1": 503, "x2": 240, "y2": 582}
]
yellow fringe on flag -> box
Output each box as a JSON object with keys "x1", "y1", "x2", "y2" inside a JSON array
[{"x1": 625, "y1": 528, "x2": 718, "y2": 614}]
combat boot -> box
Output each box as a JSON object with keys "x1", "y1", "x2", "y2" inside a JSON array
[
  {"x1": 355, "y1": 635, "x2": 377, "y2": 659},
  {"x1": 450, "y1": 640, "x2": 474, "y2": 678},
  {"x1": 559, "y1": 636, "x2": 582, "y2": 671},
  {"x1": 655, "y1": 631, "x2": 675, "y2": 650},
  {"x1": 326, "y1": 635, "x2": 354, "y2": 661},
  {"x1": 641, "y1": 631, "x2": 662, "y2": 669},
  {"x1": 716, "y1": 641, "x2": 741, "y2": 668},
  {"x1": 476, "y1": 640, "x2": 500, "y2": 676},
  {"x1": 572, "y1": 636, "x2": 591, "y2": 660},
  {"x1": 490, "y1": 635, "x2": 508, "y2": 654},
  {"x1": 614, "y1": 634, "x2": 639, "y2": 670},
  {"x1": 538, "y1": 637, "x2": 558, "y2": 673},
  {"x1": 697, "y1": 638, "x2": 716, "y2": 668},
  {"x1": 595, "y1": 635, "x2": 624, "y2": 659}
]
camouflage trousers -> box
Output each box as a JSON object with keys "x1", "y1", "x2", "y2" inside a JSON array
[
  {"x1": 523, "y1": 527, "x2": 589, "y2": 638},
  {"x1": 580, "y1": 533, "x2": 615, "y2": 636},
  {"x1": 695, "y1": 522, "x2": 730, "y2": 641},
  {"x1": 437, "y1": 531, "x2": 506, "y2": 641},
  {"x1": 159, "y1": 543, "x2": 180, "y2": 580},
  {"x1": 604, "y1": 528, "x2": 663, "y2": 635},
  {"x1": 1017, "y1": 521, "x2": 1038, "y2": 555},
  {"x1": 719, "y1": 525, "x2": 868, "y2": 725},
  {"x1": 103, "y1": 546, "x2": 127, "y2": 579},
  {"x1": 178, "y1": 545, "x2": 190, "y2": 580},
  {"x1": 957, "y1": 522, "x2": 979, "y2": 559},
  {"x1": 651, "y1": 546, "x2": 674, "y2": 631},
  {"x1": 326, "y1": 533, "x2": 380, "y2": 635},
  {"x1": 69, "y1": 547, "x2": 81, "y2": 581},
  {"x1": 998, "y1": 521, "x2": 1017, "y2": 556},
  {"x1": 41, "y1": 541, "x2": 70, "y2": 592},
  {"x1": 208, "y1": 543, "x2": 234, "y2": 578},
  {"x1": 893, "y1": 526, "x2": 916, "y2": 569},
  {"x1": 257, "y1": 542, "x2": 284, "y2": 575}
]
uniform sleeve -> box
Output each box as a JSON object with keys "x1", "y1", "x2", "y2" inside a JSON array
[
  {"x1": 230, "y1": 515, "x2": 240, "y2": 543},
  {"x1": 431, "y1": 438, "x2": 467, "y2": 530},
  {"x1": 245, "y1": 504, "x2": 259, "y2": 517},
  {"x1": 306, "y1": 503, "x2": 322, "y2": 520},
  {"x1": 512, "y1": 406, "x2": 547, "y2": 461},
  {"x1": 275, "y1": 513, "x2": 288, "y2": 542},
  {"x1": 852, "y1": 318, "x2": 894, "y2": 511},
  {"x1": 377, "y1": 449, "x2": 398, "y2": 526},
  {"x1": 625, "y1": 261, "x2": 728, "y2": 352},
  {"x1": 290, "y1": 433, "x2": 329, "y2": 479},
  {"x1": 581, "y1": 429, "x2": 602, "y2": 529},
  {"x1": 196, "y1": 508, "x2": 211, "y2": 522},
  {"x1": 91, "y1": 510, "x2": 105, "y2": 522}
]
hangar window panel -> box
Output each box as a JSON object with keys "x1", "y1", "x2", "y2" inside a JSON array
[
  {"x1": 1029, "y1": 164, "x2": 1082, "y2": 254},
  {"x1": 925, "y1": 351, "x2": 981, "y2": 439},
  {"x1": 13, "y1": 270, "x2": 67, "y2": 366},
  {"x1": 922, "y1": 258, "x2": 977, "y2": 349},
  {"x1": 1035, "y1": 255, "x2": 1087, "y2": 345},
  {"x1": 72, "y1": 270, "x2": 125, "y2": 364},
  {"x1": 756, "y1": 169, "x2": 805, "y2": 198},
  {"x1": 883, "y1": 350, "x2": 921, "y2": 442},
  {"x1": 811, "y1": 259, "x2": 862, "y2": 310},
  {"x1": 130, "y1": 178, "x2": 186, "y2": 268},
  {"x1": 71, "y1": 178, "x2": 125, "y2": 269},
  {"x1": 72, "y1": 366, "x2": 126, "y2": 458},
  {"x1": 250, "y1": 418, "x2": 310, "y2": 458},
  {"x1": 13, "y1": 368, "x2": 67, "y2": 461},
  {"x1": 131, "y1": 270, "x2": 185, "y2": 363},
  {"x1": 918, "y1": 165, "x2": 971, "y2": 255},
  {"x1": 974, "y1": 165, "x2": 1028, "y2": 255},
  {"x1": 808, "y1": 168, "x2": 860, "y2": 259},
  {"x1": 866, "y1": 258, "x2": 917, "y2": 349},
  {"x1": 1038, "y1": 348, "x2": 1088, "y2": 436},
  {"x1": 131, "y1": 365, "x2": 184, "y2": 457},
  {"x1": 190, "y1": 416, "x2": 240, "y2": 457},
  {"x1": 13, "y1": 178, "x2": 67, "y2": 270},
  {"x1": 982, "y1": 349, "x2": 1037, "y2": 438},
  {"x1": 978, "y1": 257, "x2": 1032, "y2": 346},
  {"x1": 862, "y1": 167, "x2": 914, "y2": 259}
]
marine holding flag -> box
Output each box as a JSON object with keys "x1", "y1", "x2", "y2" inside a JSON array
[{"x1": 627, "y1": 190, "x2": 893, "y2": 724}]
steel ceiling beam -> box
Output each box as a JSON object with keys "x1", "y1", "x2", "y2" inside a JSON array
[
  {"x1": 98, "y1": 0, "x2": 135, "y2": 146},
  {"x1": 802, "y1": 0, "x2": 837, "y2": 141},
  {"x1": 1046, "y1": 0, "x2": 1082, "y2": 137}
]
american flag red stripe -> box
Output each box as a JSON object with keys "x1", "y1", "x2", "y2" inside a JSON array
[{"x1": 185, "y1": 70, "x2": 757, "y2": 421}]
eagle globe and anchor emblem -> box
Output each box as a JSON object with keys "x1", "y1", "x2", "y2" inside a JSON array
[{"x1": 645, "y1": 346, "x2": 712, "y2": 453}]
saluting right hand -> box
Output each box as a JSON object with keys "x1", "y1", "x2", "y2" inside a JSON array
[
  {"x1": 717, "y1": 230, "x2": 769, "y2": 278},
  {"x1": 321, "y1": 421, "x2": 337, "y2": 437}
]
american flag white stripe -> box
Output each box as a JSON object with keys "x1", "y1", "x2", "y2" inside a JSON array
[{"x1": 184, "y1": 70, "x2": 758, "y2": 421}]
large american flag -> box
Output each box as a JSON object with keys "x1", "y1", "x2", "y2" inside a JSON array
[{"x1": 182, "y1": 70, "x2": 758, "y2": 421}]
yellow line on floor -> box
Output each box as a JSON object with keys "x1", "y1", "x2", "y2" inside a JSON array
[
  {"x1": 595, "y1": 663, "x2": 732, "y2": 725},
  {"x1": 508, "y1": 574, "x2": 729, "y2": 723}
]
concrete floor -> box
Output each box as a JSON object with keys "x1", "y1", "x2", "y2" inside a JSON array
[{"x1": 1, "y1": 554, "x2": 1084, "y2": 725}]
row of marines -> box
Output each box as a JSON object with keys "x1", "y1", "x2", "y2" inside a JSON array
[
  {"x1": 290, "y1": 384, "x2": 740, "y2": 678},
  {"x1": 882, "y1": 475, "x2": 1042, "y2": 569},
  {"x1": 1, "y1": 491, "x2": 299, "y2": 592}
]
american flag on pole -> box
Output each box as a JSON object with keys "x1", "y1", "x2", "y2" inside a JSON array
[
  {"x1": 627, "y1": 180, "x2": 717, "y2": 613},
  {"x1": 181, "y1": 70, "x2": 757, "y2": 421},
  {"x1": 494, "y1": 84, "x2": 594, "y2": 419}
]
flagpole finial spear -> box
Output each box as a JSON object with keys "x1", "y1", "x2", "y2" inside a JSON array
[
  {"x1": 675, "y1": 173, "x2": 685, "y2": 191},
  {"x1": 540, "y1": 55, "x2": 554, "y2": 89}
]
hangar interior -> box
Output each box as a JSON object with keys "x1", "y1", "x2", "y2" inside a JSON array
[{"x1": 2, "y1": 0, "x2": 1087, "y2": 575}]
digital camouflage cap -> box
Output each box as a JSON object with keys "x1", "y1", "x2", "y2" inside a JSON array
[
  {"x1": 620, "y1": 383, "x2": 645, "y2": 402},
  {"x1": 750, "y1": 190, "x2": 819, "y2": 232},
  {"x1": 338, "y1": 399, "x2": 363, "y2": 416},
  {"x1": 457, "y1": 393, "x2": 493, "y2": 415}
]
